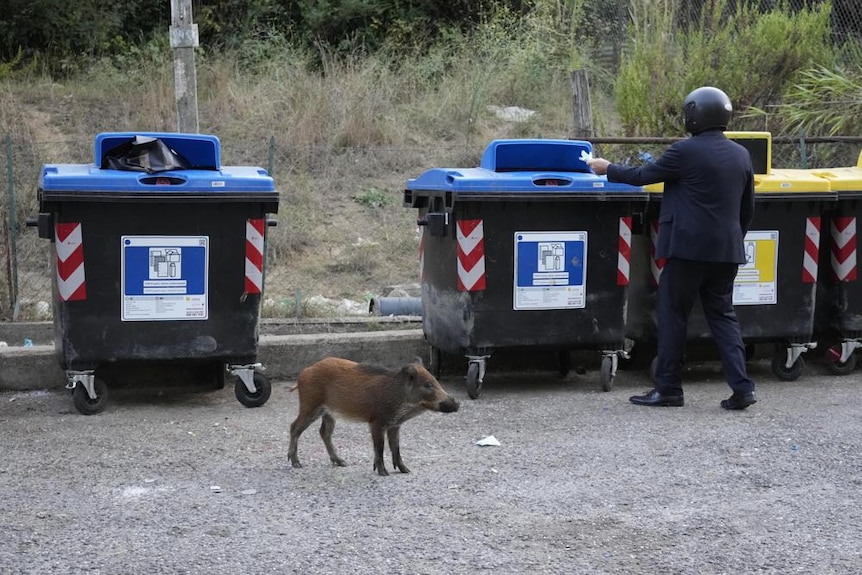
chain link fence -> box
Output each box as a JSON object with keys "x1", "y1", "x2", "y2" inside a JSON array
[
  {"x1": 590, "y1": 136, "x2": 862, "y2": 172},
  {"x1": 3, "y1": 133, "x2": 861, "y2": 322}
]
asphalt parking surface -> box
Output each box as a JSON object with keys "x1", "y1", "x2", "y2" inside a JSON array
[{"x1": 1, "y1": 356, "x2": 861, "y2": 574}]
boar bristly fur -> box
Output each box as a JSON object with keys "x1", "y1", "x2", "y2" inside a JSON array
[{"x1": 288, "y1": 356, "x2": 459, "y2": 476}]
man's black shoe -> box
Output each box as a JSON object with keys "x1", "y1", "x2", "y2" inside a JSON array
[
  {"x1": 629, "y1": 389, "x2": 684, "y2": 407},
  {"x1": 721, "y1": 391, "x2": 757, "y2": 410}
]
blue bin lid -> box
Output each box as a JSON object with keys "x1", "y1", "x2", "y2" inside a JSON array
[
  {"x1": 40, "y1": 164, "x2": 275, "y2": 193},
  {"x1": 406, "y1": 139, "x2": 645, "y2": 200},
  {"x1": 39, "y1": 133, "x2": 278, "y2": 206}
]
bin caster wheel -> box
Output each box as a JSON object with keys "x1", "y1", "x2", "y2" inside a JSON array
[
  {"x1": 825, "y1": 344, "x2": 857, "y2": 376},
  {"x1": 429, "y1": 346, "x2": 443, "y2": 379},
  {"x1": 235, "y1": 372, "x2": 271, "y2": 408},
  {"x1": 465, "y1": 362, "x2": 482, "y2": 400},
  {"x1": 600, "y1": 356, "x2": 614, "y2": 392},
  {"x1": 72, "y1": 377, "x2": 109, "y2": 415},
  {"x1": 771, "y1": 351, "x2": 805, "y2": 381}
]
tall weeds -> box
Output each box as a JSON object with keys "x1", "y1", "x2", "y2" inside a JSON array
[{"x1": 616, "y1": 0, "x2": 836, "y2": 136}]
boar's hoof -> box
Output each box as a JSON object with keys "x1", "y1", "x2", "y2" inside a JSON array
[
  {"x1": 374, "y1": 462, "x2": 389, "y2": 476},
  {"x1": 395, "y1": 463, "x2": 411, "y2": 474},
  {"x1": 331, "y1": 458, "x2": 347, "y2": 467}
]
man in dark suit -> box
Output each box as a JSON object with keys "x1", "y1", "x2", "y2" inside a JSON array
[{"x1": 587, "y1": 86, "x2": 757, "y2": 410}]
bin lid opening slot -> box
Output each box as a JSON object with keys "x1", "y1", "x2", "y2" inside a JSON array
[{"x1": 141, "y1": 176, "x2": 188, "y2": 186}]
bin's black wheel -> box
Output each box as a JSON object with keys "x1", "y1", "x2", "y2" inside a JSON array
[
  {"x1": 235, "y1": 371, "x2": 272, "y2": 408},
  {"x1": 465, "y1": 362, "x2": 481, "y2": 400},
  {"x1": 72, "y1": 377, "x2": 109, "y2": 415},
  {"x1": 214, "y1": 362, "x2": 227, "y2": 390},
  {"x1": 600, "y1": 356, "x2": 614, "y2": 392},
  {"x1": 771, "y1": 351, "x2": 805, "y2": 381},
  {"x1": 825, "y1": 344, "x2": 857, "y2": 376},
  {"x1": 557, "y1": 351, "x2": 571, "y2": 377},
  {"x1": 429, "y1": 346, "x2": 443, "y2": 379}
]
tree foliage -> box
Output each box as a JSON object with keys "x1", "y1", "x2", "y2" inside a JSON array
[
  {"x1": 0, "y1": 0, "x2": 169, "y2": 72},
  {"x1": 0, "y1": 0, "x2": 531, "y2": 75}
]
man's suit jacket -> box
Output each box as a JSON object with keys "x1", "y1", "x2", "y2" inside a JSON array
[{"x1": 607, "y1": 129, "x2": 755, "y2": 264}]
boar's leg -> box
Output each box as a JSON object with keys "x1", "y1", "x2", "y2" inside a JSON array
[
  {"x1": 370, "y1": 422, "x2": 389, "y2": 476},
  {"x1": 387, "y1": 426, "x2": 410, "y2": 473},
  {"x1": 320, "y1": 412, "x2": 347, "y2": 467},
  {"x1": 288, "y1": 406, "x2": 324, "y2": 468}
]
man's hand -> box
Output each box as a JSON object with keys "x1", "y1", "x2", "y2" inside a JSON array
[{"x1": 586, "y1": 157, "x2": 611, "y2": 175}]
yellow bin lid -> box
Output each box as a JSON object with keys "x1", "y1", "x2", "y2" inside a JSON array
[
  {"x1": 726, "y1": 131, "x2": 772, "y2": 175},
  {"x1": 810, "y1": 151, "x2": 862, "y2": 192},
  {"x1": 643, "y1": 173, "x2": 831, "y2": 195},
  {"x1": 643, "y1": 131, "x2": 775, "y2": 194},
  {"x1": 757, "y1": 168, "x2": 832, "y2": 193}
]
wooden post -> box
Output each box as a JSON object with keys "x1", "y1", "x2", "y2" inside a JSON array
[
  {"x1": 170, "y1": 0, "x2": 200, "y2": 133},
  {"x1": 4, "y1": 135, "x2": 19, "y2": 320},
  {"x1": 570, "y1": 69, "x2": 593, "y2": 139}
]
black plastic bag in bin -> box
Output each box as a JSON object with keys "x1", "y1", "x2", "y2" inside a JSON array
[{"x1": 101, "y1": 135, "x2": 191, "y2": 173}]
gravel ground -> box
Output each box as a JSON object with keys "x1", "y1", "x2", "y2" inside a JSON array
[{"x1": 1, "y1": 357, "x2": 861, "y2": 575}]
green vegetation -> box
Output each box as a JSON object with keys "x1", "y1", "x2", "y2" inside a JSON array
[
  {"x1": 777, "y1": 64, "x2": 862, "y2": 136},
  {"x1": 617, "y1": 0, "x2": 839, "y2": 136},
  {"x1": 353, "y1": 188, "x2": 394, "y2": 209}
]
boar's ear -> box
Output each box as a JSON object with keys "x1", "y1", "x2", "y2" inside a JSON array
[{"x1": 400, "y1": 364, "x2": 419, "y2": 385}]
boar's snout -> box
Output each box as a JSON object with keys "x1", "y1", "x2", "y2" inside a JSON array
[{"x1": 438, "y1": 396, "x2": 460, "y2": 413}]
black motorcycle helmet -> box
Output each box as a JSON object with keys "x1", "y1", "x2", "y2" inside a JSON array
[{"x1": 683, "y1": 86, "x2": 733, "y2": 134}]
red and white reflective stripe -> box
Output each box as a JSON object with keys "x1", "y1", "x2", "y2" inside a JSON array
[
  {"x1": 802, "y1": 216, "x2": 821, "y2": 283},
  {"x1": 617, "y1": 216, "x2": 632, "y2": 286},
  {"x1": 418, "y1": 227, "x2": 425, "y2": 283},
  {"x1": 55, "y1": 222, "x2": 86, "y2": 301},
  {"x1": 649, "y1": 220, "x2": 666, "y2": 286},
  {"x1": 244, "y1": 218, "x2": 265, "y2": 293},
  {"x1": 831, "y1": 215, "x2": 856, "y2": 282},
  {"x1": 456, "y1": 219, "x2": 486, "y2": 292}
]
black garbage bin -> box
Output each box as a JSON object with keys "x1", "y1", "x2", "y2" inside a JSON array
[
  {"x1": 627, "y1": 132, "x2": 835, "y2": 381},
  {"x1": 32, "y1": 132, "x2": 279, "y2": 414},
  {"x1": 404, "y1": 139, "x2": 647, "y2": 398},
  {"x1": 811, "y1": 151, "x2": 862, "y2": 374}
]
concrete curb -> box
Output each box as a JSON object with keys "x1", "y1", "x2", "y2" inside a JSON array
[
  {"x1": 257, "y1": 330, "x2": 428, "y2": 382},
  {"x1": 1, "y1": 328, "x2": 428, "y2": 392}
]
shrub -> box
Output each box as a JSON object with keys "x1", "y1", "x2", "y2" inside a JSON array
[{"x1": 616, "y1": 0, "x2": 837, "y2": 136}]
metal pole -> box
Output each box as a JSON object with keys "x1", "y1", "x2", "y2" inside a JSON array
[
  {"x1": 170, "y1": 0, "x2": 200, "y2": 133},
  {"x1": 268, "y1": 136, "x2": 275, "y2": 177},
  {"x1": 5, "y1": 135, "x2": 19, "y2": 320},
  {"x1": 260, "y1": 137, "x2": 277, "y2": 305},
  {"x1": 798, "y1": 128, "x2": 808, "y2": 169}
]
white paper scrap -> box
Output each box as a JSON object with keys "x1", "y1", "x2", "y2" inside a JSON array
[{"x1": 476, "y1": 435, "x2": 501, "y2": 447}]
